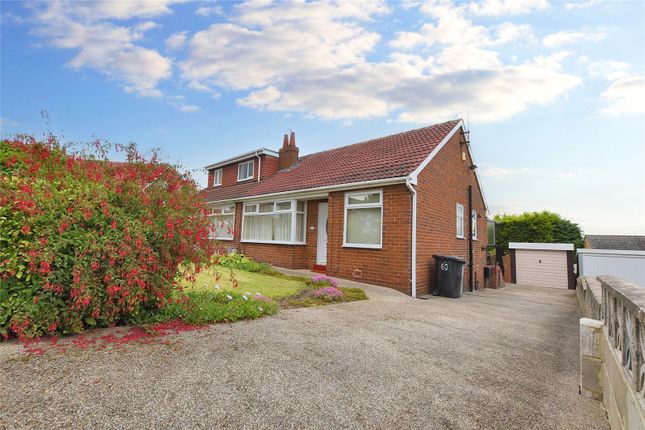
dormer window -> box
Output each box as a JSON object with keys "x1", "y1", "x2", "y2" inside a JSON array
[
  {"x1": 213, "y1": 168, "x2": 222, "y2": 187},
  {"x1": 237, "y1": 160, "x2": 254, "y2": 182}
]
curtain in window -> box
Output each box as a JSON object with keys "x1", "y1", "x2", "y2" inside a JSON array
[
  {"x1": 346, "y1": 208, "x2": 381, "y2": 245},
  {"x1": 243, "y1": 215, "x2": 272, "y2": 240},
  {"x1": 273, "y1": 214, "x2": 292, "y2": 241},
  {"x1": 296, "y1": 213, "x2": 305, "y2": 242},
  {"x1": 211, "y1": 214, "x2": 234, "y2": 239},
  {"x1": 243, "y1": 214, "x2": 292, "y2": 241}
]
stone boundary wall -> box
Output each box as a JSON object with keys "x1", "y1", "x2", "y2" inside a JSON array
[
  {"x1": 577, "y1": 276, "x2": 603, "y2": 320},
  {"x1": 578, "y1": 276, "x2": 645, "y2": 430}
]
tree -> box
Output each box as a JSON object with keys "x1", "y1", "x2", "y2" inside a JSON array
[{"x1": 493, "y1": 211, "x2": 583, "y2": 253}]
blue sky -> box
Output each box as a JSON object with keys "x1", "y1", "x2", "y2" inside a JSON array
[{"x1": 1, "y1": 0, "x2": 644, "y2": 235}]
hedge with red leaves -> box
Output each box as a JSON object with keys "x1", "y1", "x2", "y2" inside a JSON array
[{"x1": 0, "y1": 136, "x2": 213, "y2": 340}]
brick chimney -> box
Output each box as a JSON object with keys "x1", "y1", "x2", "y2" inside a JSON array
[{"x1": 278, "y1": 131, "x2": 299, "y2": 170}]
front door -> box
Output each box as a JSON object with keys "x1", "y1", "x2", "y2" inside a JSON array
[{"x1": 316, "y1": 202, "x2": 328, "y2": 265}]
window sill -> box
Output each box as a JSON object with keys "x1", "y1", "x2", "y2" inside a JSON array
[
  {"x1": 241, "y1": 240, "x2": 306, "y2": 246},
  {"x1": 342, "y1": 243, "x2": 382, "y2": 249},
  {"x1": 211, "y1": 237, "x2": 234, "y2": 241},
  {"x1": 212, "y1": 184, "x2": 222, "y2": 188},
  {"x1": 456, "y1": 236, "x2": 465, "y2": 240},
  {"x1": 237, "y1": 177, "x2": 254, "y2": 183}
]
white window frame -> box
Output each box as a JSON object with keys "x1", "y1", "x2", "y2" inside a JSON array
[
  {"x1": 471, "y1": 209, "x2": 478, "y2": 240},
  {"x1": 237, "y1": 160, "x2": 254, "y2": 182},
  {"x1": 213, "y1": 168, "x2": 222, "y2": 187},
  {"x1": 456, "y1": 203, "x2": 465, "y2": 239},
  {"x1": 241, "y1": 199, "x2": 307, "y2": 245},
  {"x1": 209, "y1": 204, "x2": 235, "y2": 241},
  {"x1": 343, "y1": 189, "x2": 383, "y2": 249}
]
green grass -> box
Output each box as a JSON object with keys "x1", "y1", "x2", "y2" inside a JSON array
[
  {"x1": 161, "y1": 290, "x2": 278, "y2": 325},
  {"x1": 184, "y1": 266, "x2": 307, "y2": 299},
  {"x1": 174, "y1": 262, "x2": 368, "y2": 327}
]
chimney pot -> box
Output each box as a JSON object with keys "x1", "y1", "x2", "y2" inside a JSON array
[{"x1": 278, "y1": 130, "x2": 299, "y2": 170}]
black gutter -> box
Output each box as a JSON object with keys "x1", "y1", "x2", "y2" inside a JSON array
[{"x1": 468, "y1": 185, "x2": 474, "y2": 292}]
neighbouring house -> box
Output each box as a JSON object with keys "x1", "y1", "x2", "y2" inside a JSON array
[
  {"x1": 200, "y1": 119, "x2": 488, "y2": 297},
  {"x1": 583, "y1": 234, "x2": 645, "y2": 251},
  {"x1": 579, "y1": 235, "x2": 645, "y2": 286}
]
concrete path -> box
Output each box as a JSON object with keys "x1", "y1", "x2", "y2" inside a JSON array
[{"x1": 1, "y1": 276, "x2": 608, "y2": 429}]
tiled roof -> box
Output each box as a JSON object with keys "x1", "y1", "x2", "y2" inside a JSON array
[
  {"x1": 585, "y1": 235, "x2": 645, "y2": 251},
  {"x1": 200, "y1": 119, "x2": 461, "y2": 203}
]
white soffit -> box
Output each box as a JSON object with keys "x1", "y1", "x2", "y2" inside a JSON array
[{"x1": 509, "y1": 242, "x2": 574, "y2": 251}]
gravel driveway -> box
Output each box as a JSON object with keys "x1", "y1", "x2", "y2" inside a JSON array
[{"x1": 1, "y1": 276, "x2": 608, "y2": 430}]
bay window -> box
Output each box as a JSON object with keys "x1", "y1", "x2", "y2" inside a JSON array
[
  {"x1": 209, "y1": 205, "x2": 235, "y2": 240},
  {"x1": 344, "y1": 190, "x2": 382, "y2": 248},
  {"x1": 242, "y1": 200, "x2": 306, "y2": 244}
]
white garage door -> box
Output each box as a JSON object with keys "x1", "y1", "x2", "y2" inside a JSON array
[{"x1": 515, "y1": 249, "x2": 569, "y2": 289}]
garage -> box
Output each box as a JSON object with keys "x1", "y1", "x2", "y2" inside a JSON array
[{"x1": 509, "y1": 242, "x2": 575, "y2": 289}]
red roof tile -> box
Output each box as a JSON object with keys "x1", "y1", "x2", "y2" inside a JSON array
[{"x1": 200, "y1": 119, "x2": 461, "y2": 202}]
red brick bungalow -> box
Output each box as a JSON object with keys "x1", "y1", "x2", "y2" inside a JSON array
[{"x1": 200, "y1": 119, "x2": 488, "y2": 297}]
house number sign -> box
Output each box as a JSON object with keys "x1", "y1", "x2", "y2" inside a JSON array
[{"x1": 441, "y1": 262, "x2": 449, "y2": 271}]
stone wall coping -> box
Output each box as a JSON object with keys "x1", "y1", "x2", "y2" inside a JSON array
[{"x1": 599, "y1": 275, "x2": 645, "y2": 320}]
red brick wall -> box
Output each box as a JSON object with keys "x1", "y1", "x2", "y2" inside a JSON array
[
  {"x1": 326, "y1": 185, "x2": 412, "y2": 295},
  {"x1": 415, "y1": 131, "x2": 488, "y2": 296},
  {"x1": 260, "y1": 155, "x2": 279, "y2": 179},
  {"x1": 207, "y1": 155, "x2": 279, "y2": 188},
  {"x1": 206, "y1": 131, "x2": 488, "y2": 298}
]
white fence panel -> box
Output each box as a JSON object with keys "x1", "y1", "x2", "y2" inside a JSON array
[{"x1": 578, "y1": 249, "x2": 645, "y2": 286}]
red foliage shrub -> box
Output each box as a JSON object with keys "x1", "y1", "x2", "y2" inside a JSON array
[{"x1": 0, "y1": 135, "x2": 214, "y2": 340}]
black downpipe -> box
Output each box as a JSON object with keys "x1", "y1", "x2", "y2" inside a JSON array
[{"x1": 468, "y1": 185, "x2": 474, "y2": 292}]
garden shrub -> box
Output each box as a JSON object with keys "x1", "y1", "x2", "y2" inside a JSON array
[
  {"x1": 0, "y1": 136, "x2": 214, "y2": 340},
  {"x1": 216, "y1": 253, "x2": 274, "y2": 274},
  {"x1": 493, "y1": 211, "x2": 583, "y2": 253}
]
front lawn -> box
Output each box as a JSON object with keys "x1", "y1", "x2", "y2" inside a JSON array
[
  {"x1": 184, "y1": 266, "x2": 306, "y2": 299},
  {"x1": 182, "y1": 255, "x2": 368, "y2": 309}
]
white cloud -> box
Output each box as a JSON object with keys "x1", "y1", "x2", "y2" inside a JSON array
[
  {"x1": 542, "y1": 30, "x2": 607, "y2": 48},
  {"x1": 588, "y1": 60, "x2": 631, "y2": 81},
  {"x1": 181, "y1": 1, "x2": 388, "y2": 90},
  {"x1": 468, "y1": 0, "x2": 549, "y2": 16},
  {"x1": 31, "y1": 1, "x2": 173, "y2": 97},
  {"x1": 493, "y1": 23, "x2": 535, "y2": 45},
  {"x1": 601, "y1": 76, "x2": 645, "y2": 116},
  {"x1": 480, "y1": 167, "x2": 575, "y2": 179},
  {"x1": 196, "y1": 5, "x2": 223, "y2": 16},
  {"x1": 180, "y1": 0, "x2": 580, "y2": 123},
  {"x1": 400, "y1": 0, "x2": 423, "y2": 9},
  {"x1": 165, "y1": 31, "x2": 188, "y2": 50},
  {"x1": 52, "y1": 0, "x2": 185, "y2": 20},
  {"x1": 179, "y1": 104, "x2": 200, "y2": 112},
  {"x1": 565, "y1": 0, "x2": 598, "y2": 10}
]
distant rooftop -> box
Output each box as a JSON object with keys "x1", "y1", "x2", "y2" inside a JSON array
[{"x1": 584, "y1": 235, "x2": 645, "y2": 251}]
